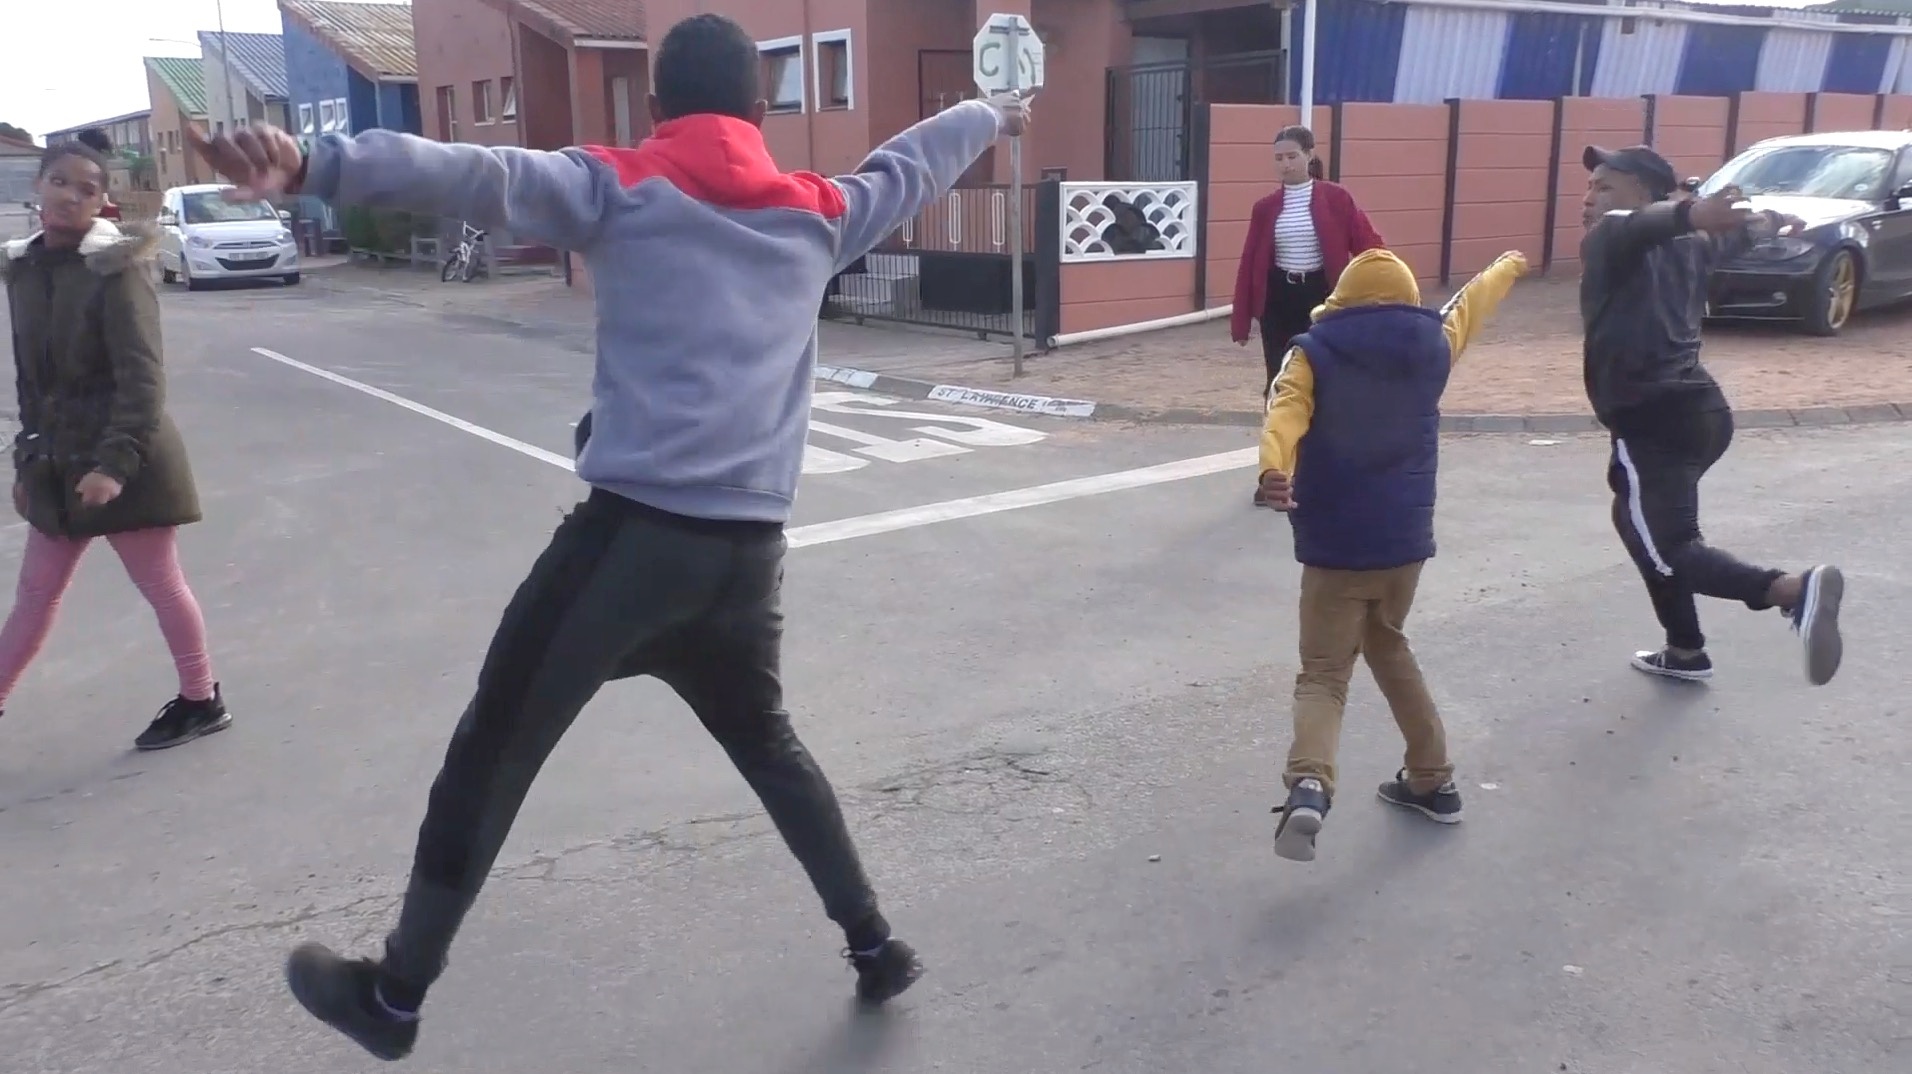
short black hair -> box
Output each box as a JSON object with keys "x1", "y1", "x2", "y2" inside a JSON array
[
  {"x1": 653, "y1": 14, "x2": 760, "y2": 121},
  {"x1": 74, "y1": 127, "x2": 115, "y2": 155},
  {"x1": 1274, "y1": 125, "x2": 1315, "y2": 153},
  {"x1": 39, "y1": 141, "x2": 109, "y2": 179}
]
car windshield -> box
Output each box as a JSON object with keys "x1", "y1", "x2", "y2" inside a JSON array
[
  {"x1": 1699, "y1": 144, "x2": 1895, "y2": 202},
  {"x1": 179, "y1": 191, "x2": 278, "y2": 224}
]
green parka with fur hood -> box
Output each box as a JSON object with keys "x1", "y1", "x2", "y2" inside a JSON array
[{"x1": 3, "y1": 218, "x2": 201, "y2": 538}]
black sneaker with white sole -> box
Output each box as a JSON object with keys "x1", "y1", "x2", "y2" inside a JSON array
[
  {"x1": 1630, "y1": 647, "x2": 1713, "y2": 682},
  {"x1": 1376, "y1": 770, "x2": 1463, "y2": 824},
  {"x1": 1791, "y1": 565, "x2": 1845, "y2": 686},
  {"x1": 133, "y1": 685, "x2": 231, "y2": 750},
  {"x1": 847, "y1": 938, "x2": 924, "y2": 1005},
  {"x1": 1272, "y1": 778, "x2": 1331, "y2": 862},
  {"x1": 284, "y1": 943, "x2": 420, "y2": 1061}
]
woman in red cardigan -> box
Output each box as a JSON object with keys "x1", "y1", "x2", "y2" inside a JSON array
[{"x1": 1231, "y1": 125, "x2": 1384, "y2": 399}]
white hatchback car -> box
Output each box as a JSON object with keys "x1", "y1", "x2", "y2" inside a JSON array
[{"x1": 157, "y1": 184, "x2": 301, "y2": 289}]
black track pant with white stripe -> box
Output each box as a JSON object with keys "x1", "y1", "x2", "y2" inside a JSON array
[{"x1": 1606, "y1": 405, "x2": 1785, "y2": 653}]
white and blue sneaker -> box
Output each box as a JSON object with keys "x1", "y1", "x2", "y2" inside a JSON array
[
  {"x1": 1791, "y1": 565, "x2": 1845, "y2": 686},
  {"x1": 1273, "y1": 778, "x2": 1331, "y2": 862}
]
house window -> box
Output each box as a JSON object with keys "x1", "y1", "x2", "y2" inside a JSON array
[
  {"x1": 318, "y1": 100, "x2": 336, "y2": 134},
  {"x1": 500, "y1": 76, "x2": 517, "y2": 120},
  {"x1": 298, "y1": 103, "x2": 315, "y2": 135},
  {"x1": 435, "y1": 85, "x2": 457, "y2": 141},
  {"x1": 473, "y1": 80, "x2": 493, "y2": 124},
  {"x1": 332, "y1": 96, "x2": 350, "y2": 135},
  {"x1": 758, "y1": 38, "x2": 805, "y2": 114},
  {"x1": 813, "y1": 30, "x2": 852, "y2": 110}
]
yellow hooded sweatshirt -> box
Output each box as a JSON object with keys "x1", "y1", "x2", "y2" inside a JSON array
[{"x1": 1259, "y1": 248, "x2": 1528, "y2": 479}]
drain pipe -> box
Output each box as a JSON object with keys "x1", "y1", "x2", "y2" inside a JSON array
[
  {"x1": 801, "y1": 0, "x2": 818, "y2": 170},
  {"x1": 1050, "y1": 304, "x2": 1232, "y2": 348}
]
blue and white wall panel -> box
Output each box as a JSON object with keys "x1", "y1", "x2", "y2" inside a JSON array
[
  {"x1": 1881, "y1": 19, "x2": 1912, "y2": 94},
  {"x1": 1392, "y1": 7, "x2": 1512, "y2": 103},
  {"x1": 1586, "y1": 3, "x2": 1690, "y2": 98},
  {"x1": 1754, "y1": 9, "x2": 1835, "y2": 92}
]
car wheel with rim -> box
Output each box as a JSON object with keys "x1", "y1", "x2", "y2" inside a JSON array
[
  {"x1": 1802, "y1": 248, "x2": 1858, "y2": 336},
  {"x1": 282, "y1": 272, "x2": 301, "y2": 286}
]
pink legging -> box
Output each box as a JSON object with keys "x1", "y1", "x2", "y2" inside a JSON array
[{"x1": 0, "y1": 525, "x2": 215, "y2": 710}]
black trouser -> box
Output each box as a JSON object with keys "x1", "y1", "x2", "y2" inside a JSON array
[
  {"x1": 1605, "y1": 405, "x2": 1785, "y2": 653},
  {"x1": 380, "y1": 489, "x2": 883, "y2": 996},
  {"x1": 1259, "y1": 268, "x2": 1331, "y2": 400}
]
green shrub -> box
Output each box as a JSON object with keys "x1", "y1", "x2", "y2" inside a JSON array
[{"x1": 341, "y1": 205, "x2": 379, "y2": 250}]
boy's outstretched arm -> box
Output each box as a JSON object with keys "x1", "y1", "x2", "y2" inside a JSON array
[
  {"x1": 829, "y1": 95, "x2": 1023, "y2": 271},
  {"x1": 1437, "y1": 251, "x2": 1528, "y2": 365},
  {"x1": 1258, "y1": 345, "x2": 1316, "y2": 502},
  {"x1": 188, "y1": 124, "x2": 617, "y2": 252}
]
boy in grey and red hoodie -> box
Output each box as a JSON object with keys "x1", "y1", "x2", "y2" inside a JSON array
[{"x1": 189, "y1": 13, "x2": 1028, "y2": 1060}]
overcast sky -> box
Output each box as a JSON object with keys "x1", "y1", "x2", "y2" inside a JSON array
[{"x1": 0, "y1": 0, "x2": 1838, "y2": 141}]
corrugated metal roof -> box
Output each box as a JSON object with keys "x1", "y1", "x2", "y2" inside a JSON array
[
  {"x1": 146, "y1": 56, "x2": 209, "y2": 115},
  {"x1": 198, "y1": 31, "x2": 291, "y2": 99},
  {"x1": 516, "y1": 0, "x2": 645, "y2": 40},
  {"x1": 280, "y1": 0, "x2": 419, "y2": 79},
  {"x1": 43, "y1": 109, "x2": 154, "y2": 139}
]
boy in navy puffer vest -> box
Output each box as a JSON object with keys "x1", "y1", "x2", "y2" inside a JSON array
[{"x1": 1257, "y1": 248, "x2": 1526, "y2": 862}]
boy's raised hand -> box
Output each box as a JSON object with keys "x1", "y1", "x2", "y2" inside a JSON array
[
  {"x1": 185, "y1": 123, "x2": 306, "y2": 200},
  {"x1": 983, "y1": 91, "x2": 1033, "y2": 137},
  {"x1": 1499, "y1": 250, "x2": 1531, "y2": 276}
]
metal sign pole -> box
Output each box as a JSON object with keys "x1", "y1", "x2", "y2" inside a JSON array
[{"x1": 1008, "y1": 31, "x2": 1025, "y2": 378}]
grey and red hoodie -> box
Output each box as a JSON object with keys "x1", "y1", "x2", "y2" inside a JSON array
[{"x1": 301, "y1": 100, "x2": 1005, "y2": 523}]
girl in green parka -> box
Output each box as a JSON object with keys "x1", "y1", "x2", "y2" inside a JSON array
[{"x1": 1, "y1": 138, "x2": 230, "y2": 750}]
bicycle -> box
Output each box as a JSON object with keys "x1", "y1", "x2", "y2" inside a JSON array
[{"x1": 440, "y1": 221, "x2": 488, "y2": 283}]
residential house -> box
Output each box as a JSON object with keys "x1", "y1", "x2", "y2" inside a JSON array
[
  {"x1": 280, "y1": 0, "x2": 423, "y2": 143},
  {"x1": 198, "y1": 31, "x2": 292, "y2": 133},
  {"x1": 409, "y1": 0, "x2": 523, "y2": 147},
  {"x1": 144, "y1": 56, "x2": 211, "y2": 190},
  {"x1": 43, "y1": 110, "x2": 158, "y2": 192}
]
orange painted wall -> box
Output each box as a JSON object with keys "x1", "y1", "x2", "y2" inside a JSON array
[
  {"x1": 1550, "y1": 96, "x2": 1645, "y2": 274},
  {"x1": 1651, "y1": 95, "x2": 1731, "y2": 187},
  {"x1": 1333, "y1": 103, "x2": 1448, "y2": 281},
  {"x1": 1734, "y1": 91, "x2": 1809, "y2": 154},
  {"x1": 1059, "y1": 257, "x2": 1196, "y2": 334},
  {"x1": 1450, "y1": 100, "x2": 1551, "y2": 279},
  {"x1": 1811, "y1": 92, "x2": 1877, "y2": 133},
  {"x1": 1884, "y1": 95, "x2": 1912, "y2": 129}
]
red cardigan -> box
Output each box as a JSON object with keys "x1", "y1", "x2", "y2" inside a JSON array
[{"x1": 1229, "y1": 180, "x2": 1384, "y2": 342}]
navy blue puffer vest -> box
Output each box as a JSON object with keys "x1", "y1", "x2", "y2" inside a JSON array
[{"x1": 1287, "y1": 303, "x2": 1450, "y2": 571}]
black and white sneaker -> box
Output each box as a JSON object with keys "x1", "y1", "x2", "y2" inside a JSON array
[
  {"x1": 847, "y1": 938, "x2": 924, "y2": 1005},
  {"x1": 1273, "y1": 778, "x2": 1331, "y2": 861},
  {"x1": 133, "y1": 685, "x2": 231, "y2": 750},
  {"x1": 1376, "y1": 770, "x2": 1464, "y2": 824},
  {"x1": 1630, "y1": 648, "x2": 1714, "y2": 682},
  {"x1": 1791, "y1": 565, "x2": 1845, "y2": 686},
  {"x1": 285, "y1": 943, "x2": 420, "y2": 1061}
]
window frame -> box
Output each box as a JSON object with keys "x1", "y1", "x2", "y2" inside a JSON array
[
  {"x1": 757, "y1": 36, "x2": 806, "y2": 115},
  {"x1": 811, "y1": 29, "x2": 854, "y2": 111},
  {"x1": 298, "y1": 102, "x2": 315, "y2": 135},
  {"x1": 500, "y1": 76, "x2": 518, "y2": 120},
  {"x1": 473, "y1": 79, "x2": 493, "y2": 124}
]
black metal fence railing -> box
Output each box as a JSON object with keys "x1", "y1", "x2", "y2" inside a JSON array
[
  {"x1": 824, "y1": 180, "x2": 1061, "y2": 342},
  {"x1": 1105, "y1": 50, "x2": 1286, "y2": 181}
]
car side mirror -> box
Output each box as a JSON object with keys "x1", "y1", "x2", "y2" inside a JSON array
[
  {"x1": 1896, "y1": 180, "x2": 1912, "y2": 201},
  {"x1": 1680, "y1": 176, "x2": 1702, "y2": 194},
  {"x1": 278, "y1": 209, "x2": 292, "y2": 223},
  {"x1": 157, "y1": 211, "x2": 177, "y2": 226}
]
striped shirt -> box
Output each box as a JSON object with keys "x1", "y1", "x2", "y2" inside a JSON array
[{"x1": 1272, "y1": 180, "x2": 1323, "y2": 273}]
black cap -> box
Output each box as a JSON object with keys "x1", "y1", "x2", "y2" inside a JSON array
[{"x1": 1584, "y1": 144, "x2": 1677, "y2": 200}]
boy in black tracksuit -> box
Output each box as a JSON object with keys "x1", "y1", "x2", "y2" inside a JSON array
[{"x1": 1579, "y1": 145, "x2": 1845, "y2": 686}]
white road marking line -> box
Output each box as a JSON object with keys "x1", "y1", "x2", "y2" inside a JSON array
[
  {"x1": 785, "y1": 448, "x2": 1258, "y2": 548},
  {"x1": 249, "y1": 346, "x2": 1256, "y2": 549},
  {"x1": 250, "y1": 348, "x2": 576, "y2": 471}
]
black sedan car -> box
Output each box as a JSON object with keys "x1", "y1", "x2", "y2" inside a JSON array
[{"x1": 1693, "y1": 130, "x2": 1912, "y2": 336}]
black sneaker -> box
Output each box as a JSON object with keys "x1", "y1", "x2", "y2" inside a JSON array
[
  {"x1": 133, "y1": 685, "x2": 231, "y2": 750},
  {"x1": 285, "y1": 942, "x2": 420, "y2": 1061},
  {"x1": 1630, "y1": 648, "x2": 1713, "y2": 682},
  {"x1": 1376, "y1": 770, "x2": 1464, "y2": 824},
  {"x1": 847, "y1": 938, "x2": 924, "y2": 1005},
  {"x1": 1791, "y1": 565, "x2": 1845, "y2": 686},
  {"x1": 1272, "y1": 778, "x2": 1331, "y2": 862}
]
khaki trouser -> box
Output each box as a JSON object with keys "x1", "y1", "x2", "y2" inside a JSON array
[{"x1": 1284, "y1": 561, "x2": 1454, "y2": 798}]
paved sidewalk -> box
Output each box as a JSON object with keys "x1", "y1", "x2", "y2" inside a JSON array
[{"x1": 306, "y1": 263, "x2": 1912, "y2": 428}]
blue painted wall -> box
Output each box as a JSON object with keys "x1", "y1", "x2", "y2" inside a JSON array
[{"x1": 281, "y1": 13, "x2": 349, "y2": 138}]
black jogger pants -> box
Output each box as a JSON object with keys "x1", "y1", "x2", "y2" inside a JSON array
[
  {"x1": 1259, "y1": 269, "x2": 1330, "y2": 400},
  {"x1": 380, "y1": 489, "x2": 882, "y2": 995},
  {"x1": 1606, "y1": 405, "x2": 1785, "y2": 653}
]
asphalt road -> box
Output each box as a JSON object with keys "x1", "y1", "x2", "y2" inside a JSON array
[{"x1": 1, "y1": 273, "x2": 1907, "y2": 1074}]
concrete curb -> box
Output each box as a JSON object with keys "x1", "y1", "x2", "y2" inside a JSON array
[{"x1": 816, "y1": 364, "x2": 1912, "y2": 432}]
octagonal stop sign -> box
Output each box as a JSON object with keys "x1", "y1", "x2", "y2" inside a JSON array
[{"x1": 972, "y1": 13, "x2": 1045, "y2": 96}]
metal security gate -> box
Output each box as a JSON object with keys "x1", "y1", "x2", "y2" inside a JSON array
[{"x1": 1105, "y1": 50, "x2": 1288, "y2": 181}]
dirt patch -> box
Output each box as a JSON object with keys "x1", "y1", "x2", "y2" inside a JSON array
[{"x1": 882, "y1": 274, "x2": 1912, "y2": 417}]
